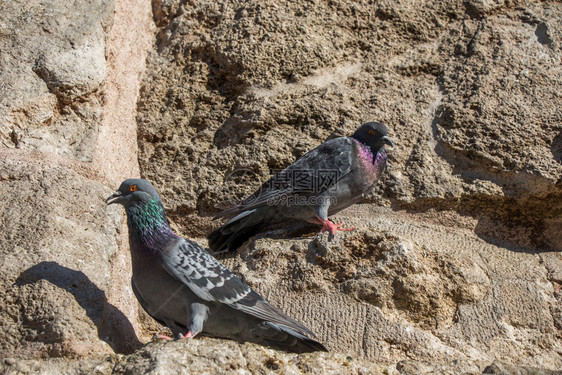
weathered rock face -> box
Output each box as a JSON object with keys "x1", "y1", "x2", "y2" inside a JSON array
[
  {"x1": 1, "y1": 339, "x2": 560, "y2": 375},
  {"x1": 0, "y1": 0, "x2": 560, "y2": 373},
  {"x1": 0, "y1": 0, "x2": 150, "y2": 361},
  {"x1": 0, "y1": 160, "x2": 130, "y2": 357},
  {"x1": 0, "y1": 0, "x2": 115, "y2": 161},
  {"x1": 135, "y1": 0, "x2": 561, "y2": 371},
  {"x1": 111, "y1": 339, "x2": 388, "y2": 375},
  {"x1": 217, "y1": 215, "x2": 561, "y2": 368},
  {"x1": 0, "y1": 0, "x2": 118, "y2": 359},
  {"x1": 137, "y1": 0, "x2": 561, "y2": 250}
]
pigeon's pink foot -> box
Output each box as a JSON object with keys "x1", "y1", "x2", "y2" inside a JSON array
[
  {"x1": 321, "y1": 220, "x2": 356, "y2": 235},
  {"x1": 178, "y1": 331, "x2": 197, "y2": 339},
  {"x1": 316, "y1": 219, "x2": 355, "y2": 237},
  {"x1": 153, "y1": 334, "x2": 173, "y2": 341}
]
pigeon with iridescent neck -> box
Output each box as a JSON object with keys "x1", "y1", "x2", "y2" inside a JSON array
[
  {"x1": 208, "y1": 122, "x2": 393, "y2": 252},
  {"x1": 106, "y1": 179, "x2": 327, "y2": 353}
]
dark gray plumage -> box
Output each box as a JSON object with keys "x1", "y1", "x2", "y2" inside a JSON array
[
  {"x1": 107, "y1": 179, "x2": 326, "y2": 353},
  {"x1": 208, "y1": 122, "x2": 393, "y2": 252}
]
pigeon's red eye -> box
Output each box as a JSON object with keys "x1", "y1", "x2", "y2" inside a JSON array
[
  {"x1": 368, "y1": 130, "x2": 374, "y2": 135},
  {"x1": 130, "y1": 185, "x2": 137, "y2": 192}
]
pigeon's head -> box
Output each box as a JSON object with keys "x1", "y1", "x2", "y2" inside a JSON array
[
  {"x1": 351, "y1": 122, "x2": 394, "y2": 151},
  {"x1": 106, "y1": 179, "x2": 161, "y2": 208}
]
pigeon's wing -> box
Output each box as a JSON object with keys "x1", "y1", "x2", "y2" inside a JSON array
[
  {"x1": 160, "y1": 239, "x2": 316, "y2": 337},
  {"x1": 216, "y1": 137, "x2": 355, "y2": 218}
]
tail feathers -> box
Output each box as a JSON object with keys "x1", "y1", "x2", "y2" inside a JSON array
[
  {"x1": 207, "y1": 209, "x2": 264, "y2": 252},
  {"x1": 292, "y1": 336, "x2": 329, "y2": 353},
  {"x1": 260, "y1": 323, "x2": 328, "y2": 354}
]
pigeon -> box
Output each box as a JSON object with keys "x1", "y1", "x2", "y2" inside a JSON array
[
  {"x1": 208, "y1": 122, "x2": 393, "y2": 252},
  {"x1": 106, "y1": 179, "x2": 327, "y2": 353}
]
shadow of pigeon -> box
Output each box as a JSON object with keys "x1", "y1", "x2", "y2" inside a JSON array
[{"x1": 15, "y1": 261, "x2": 142, "y2": 354}]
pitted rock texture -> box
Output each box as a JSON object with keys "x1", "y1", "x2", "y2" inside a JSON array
[
  {"x1": 111, "y1": 339, "x2": 388, "y2": 375},
  {"x1": 0, "y1": 0, "x2": 149, "y2": 361},
  {"x1": 134, "y1": 0, "x2": 561, "y2": 368},
  {"x1": 2, "y1": 340, "x2": 559, "y2": 375},
  {"x1": 0, "y1": 0, "x2": 115, "y2": 161},
  {"x1": 0, "y1": 160, "x2": 128, "y2": 358},
  {"x1": 0, "y1": 0, "x2": 560, "y2": 373},
  {"x1": 214, "y1": 218, "x2": 561, "y2": 369},
  {"x1": 137, "y1": 0, "x2": 561, "y2": 249}
]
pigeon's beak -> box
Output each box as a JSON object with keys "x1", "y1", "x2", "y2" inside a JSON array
[
  {"x1": 382, "y1": 136, "x2": 394, "y2": 147},
  {"x1": 106, "y1": 191, "x2": 123, "y2": 205}
]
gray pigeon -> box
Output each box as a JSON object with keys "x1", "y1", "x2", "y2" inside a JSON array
[
  {"x1": 208, "y1": 122, "x2": 393, "y2": 252},
  {"x1": 107, "y1": 179, "x2": 327, "y2": 353}
]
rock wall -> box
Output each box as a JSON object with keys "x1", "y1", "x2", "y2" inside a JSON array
[
  {"x1": 136, "y1": 0, "x2": 561, "y2": 369},
  {"x1": 0, "y1": 0, "x2": 560, "y2": 373},
  {"x1": 0, "y1": 0, "x2": 153, "y2": 360}
]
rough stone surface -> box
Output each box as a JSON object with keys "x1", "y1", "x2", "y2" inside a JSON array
[
  {"x1": 134, "y1": 0, "x2": 561, "y2": 371},
  {"x1": 0, "y1": 160, "x2": 123, "y2": 358},
  {"x1": 0, "y1": 0, "x2": 115, "y2": 161},
  {"x1": 0, "y1": 356, "x2": 118, "y2": 375},
  {"x1": 0, "y1": 0, "x2": 149, "y2": 361},
  {"x1": 0, "y1": 0, "x2": 560, "y2": 373},
  {"x1": 2, "y1": 340, "x2": 559, "y2": 375},
  {"x1": 137, "y1": 0, "x2": 562, "y2": 249},
  {"x1": 112, "y1": 339, "x2": 387, "y2": 375},
  {"x1": 214, "y1": 216, "x2": 561, "y2": 369}
]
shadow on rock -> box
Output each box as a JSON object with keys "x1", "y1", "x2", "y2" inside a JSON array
[
  {"x1": 15, "y1": 261, "x2": 142, "y2": 354},
  {"x1": 393, "y1": 199, "x2": 559, "y2": 253},
  {"x1": 213, "y1": 116, "x2": 259, "y2": 149},
  {"x1": 551, "y1": 130, "x2": 562, "y2": 165},
  {"x1": 211, "y1": 220, "x2": 320, "y2": 260}
]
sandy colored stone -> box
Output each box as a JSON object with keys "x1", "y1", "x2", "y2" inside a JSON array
[
  {"x1": 95, "y1": 0, "x2": 157, "y2": 349},
  {"x1": 111, "y1": 339, "x2": 389, "y2": 375},
  {"x1": 0, "y1": 160, "x2": 127, "y2": 358},
  {"x1": 131, "y1": 0, "x2": 561, "y2": 370},
  {"x1": 137, "y1": 0, "x2": 561, "y2": 249},
  {"x1": 3, "y1": 341, "x2": 559, "y2": 375},
  {"x1": 209, "y1": 219, "x2": 560, "y2": 369},
  {"x1": 0, "y1": 0, "x2": 115, "y2": 161},
  {"x1": 0, "y1": 0, "x2": 153, "y2": 360},
  {"x1": 0, "y1": 0, "x2": 560, "y2": 373},
  {"x1": 0, "y1": 356, "x2": 117, "y2": 375}
]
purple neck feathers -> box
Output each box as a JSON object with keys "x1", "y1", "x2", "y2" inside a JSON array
[
  {"x1": 126, "y1": 198, "x2": 179, "y2": 253},
  {"x1": 353, "y1": 139, "x2": 387, "y2": 166}
]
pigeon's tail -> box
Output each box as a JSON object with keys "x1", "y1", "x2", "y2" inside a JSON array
[
  {"x1": 207, "y1": 209, "x2": 265, "y2": 252},
  {"x1": 261, "y1": 323, "x2": 328, "y2": 354},
  {"x1": 286, "y1": 335, "x2": 329, "y2": 354}
]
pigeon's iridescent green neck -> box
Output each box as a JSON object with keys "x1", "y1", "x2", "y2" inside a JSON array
[{"x1": 126, "y1": 198, "x2": 178, "y2": 251}]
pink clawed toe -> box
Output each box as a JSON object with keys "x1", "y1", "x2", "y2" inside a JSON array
[
  {"x1": 319, "y1": 219, "x2": 356, "y2": 237},
  {"x1": 178, "y1": 331, "x2": 196, "y2": 339}
]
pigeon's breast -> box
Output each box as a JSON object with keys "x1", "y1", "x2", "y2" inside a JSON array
[
  {"x1": 325, "y1": 143, "x2": 386, "y2": 215},
  {"x1": 130, "y1": 239, "x2": 197, "y2": 323},
  {"x1": 353, "y1": 140, "x2": 387, "y2": 189}
]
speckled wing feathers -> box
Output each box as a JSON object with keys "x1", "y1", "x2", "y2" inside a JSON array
[
  {"x1": 160, "y1": 239, "x2": 316, "y2": 337},
  {"x1": 215, "y1": 137, "x2": 354, "y2": 218},
  {"x1": 161, "y1": 239, "x2": 251, "y2": 304}
]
